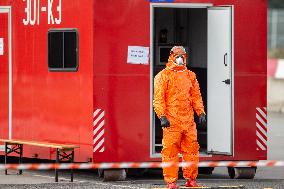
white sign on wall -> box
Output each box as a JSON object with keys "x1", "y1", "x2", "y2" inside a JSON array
[
  {"x1": 0, "y1": 38, "x2": 4, "y2": 55},
  {"x1": 127, "y1": 46, "x2": 149, "y2": 65}
]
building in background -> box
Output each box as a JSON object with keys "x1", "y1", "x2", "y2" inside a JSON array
[
  {"x1": 268, "y1": 9, "x2": 284, "y2": 49},
  {"x1": 268, "y1": 8, "x2": 284, "y2": 112}
]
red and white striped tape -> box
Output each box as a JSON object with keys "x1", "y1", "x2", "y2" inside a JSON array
[
  {"x1": 256, "y1": 107, "x2": 267, "y2": 151},
  {"x1": 268, "y1": 59, "x2": 284, "y2": 78},
  {"x1": 1, "y1": 161, "x2": 284, "y2": 170}
]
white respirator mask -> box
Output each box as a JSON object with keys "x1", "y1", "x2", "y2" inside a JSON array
[{"x1": 175, "y1": 56, "x2": 184, "y2": 66}]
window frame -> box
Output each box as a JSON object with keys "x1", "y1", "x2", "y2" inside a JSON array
[{"x1": 48, "y1": 28, "x2": 79, "y2": 72}]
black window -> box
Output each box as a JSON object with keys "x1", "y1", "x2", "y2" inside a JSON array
[{"x1": 48, "y1": 29, "x2": 78, "y2": 71}]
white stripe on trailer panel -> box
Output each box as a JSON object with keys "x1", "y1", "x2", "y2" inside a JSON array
[
  {"x1": 256, "y1": 131, "x2": 267, "y2": 146},
  {"x1": 256, "y1": 108, "x2": 267, "y2": 121},
  {"x1": 93, "y1": 111, "x2": 105, "y2": 126},
  {"x1": 256, "y1": 122, "x2": 267, "y2": 137},
  {"x1": 93, "y1": 109, "x2": 101, "y2": 118},
  {"x1": 94, "y1": 138, "x2": 104, "y2": 152},
  {"x1": 256, "y1": 107, "x2": 267, "y2": 151},
  {"x1": 93, "y1": 120, "x2": 105, "y2": 135},
  {"x1": 256, "y1": 114, "x2": 267, "y2": 128},
  {"x1": 93, "y1": 109, "x2": 105, "y2": 153},
  {"x1": 257, "y1": 140, "x2": 266, "y2": 150},
  {"x1": 99, "y1": 146, "x2": 105, "y2": 152},
  {"x1": 93, "y1": 129, "x2": 104, "y2": 145},
  {"x1": 93, "y1": 109, "x2": 105, "y2": 152}
]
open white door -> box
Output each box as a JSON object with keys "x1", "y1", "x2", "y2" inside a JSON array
[{"x1": 207, "y1": 7, "x2": 233, "y2": 155}]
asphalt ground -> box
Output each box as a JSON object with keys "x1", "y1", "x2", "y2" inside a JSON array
[
  {"x1": 0, "y1": 112, "x2": 283, "y2": 189},
  {"x1": 0, "y1": 169, "x2": 283, "y2": 189}
]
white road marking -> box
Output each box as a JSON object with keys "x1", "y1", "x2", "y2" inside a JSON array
[
  {"x1": 33, "y1": 174, "x2": 87, "y2": 183},
  {"x1": 33, "y1": 174, "x2": 147, "y2": 188},
  {"x1": 111, "y1": 184, "x2": 147, "y2": 189},
  {"x1": 82, "y1": 181, "x2": 148, "y2": 189}
]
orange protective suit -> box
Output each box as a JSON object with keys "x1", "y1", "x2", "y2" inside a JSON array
[{"x1": 153, "y1": 46, "x2": 205, "y2": 183}]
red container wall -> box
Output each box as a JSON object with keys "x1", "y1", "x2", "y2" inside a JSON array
[
  {"x1": 0, "y1": 0, "x2": 266, "y2": 163},
  {"x1": 0, "y1": 0, "x2": 94, "y2": 162},
  {"x1": 93, "y1": 1, "x2": 151, "y2": 162},
  {"x1": 233, "y1": 1, "x2": 267, "y2": 160},
  {"x1": 0, "y1": 13, "x2": 9, "y2": 140},
  {"x1": 93, "y1": 0, "x2": 267, "y2": 162}
]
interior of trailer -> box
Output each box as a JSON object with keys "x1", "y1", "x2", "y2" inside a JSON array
[{"x1": 152, "y1": 7, "x2": 208, "y2": 154}]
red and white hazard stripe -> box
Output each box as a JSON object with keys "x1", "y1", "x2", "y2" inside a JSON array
[
  {"x1": 93, "y1": 109, "x2": 105, "y2": 153},
  {"x1": 1, "y1": 161, "x2": 284, "y2": 171},
  {"x1": 256, "y1": 107, "x2": 267, "y2": 151}
]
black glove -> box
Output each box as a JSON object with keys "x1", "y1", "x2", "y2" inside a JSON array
[
  {"x1": 199, "y1": 113, "x2": 206, "y2": 126},
  {"x1": 160, "y1": 116, "x2": 170, "y2": 128}
]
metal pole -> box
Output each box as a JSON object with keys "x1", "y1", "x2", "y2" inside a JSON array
[
  {"x1": 71, "y1": 150, "x2": 74, "y2": 182},
  {"x1": 19, "y1": 144, "x2": 23, "y2": 175},
  {"x1": 55, "y1": 148, "x2": 59, "y2": 182},
  {"x1": 4, "y1": 142, "x2": 7, "y2": 175}
]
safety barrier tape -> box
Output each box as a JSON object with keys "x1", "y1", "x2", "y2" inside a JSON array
[{"x1": 0, "y1": 161, "x2": 284, "y2": 170}]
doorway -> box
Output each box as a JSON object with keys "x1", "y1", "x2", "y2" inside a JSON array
[{"x1": 150, "y1": 4, "x2": 233, "y2": 157}]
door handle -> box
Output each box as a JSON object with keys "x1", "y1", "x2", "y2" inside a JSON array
[
  {"x1": 222, "y1": 79, "x2": 230, "y2": 85},
  {"x1": 224, "y1": 53, "x2": 228, "y2": 66}
]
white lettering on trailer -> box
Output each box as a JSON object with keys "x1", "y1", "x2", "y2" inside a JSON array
[
  {"x1": 54, "y1": 0, "x2": 61, "y2": 24},
  {"x1": 48, "y1": 0, "x2": 54, "y2": 24},
  {"x1": 22, "y1": 0, "x2": 62, "y2": 26},
  {"x1": 0, "y1": 38, "x2": 3, "y2": 55},
  {"x1": 23, "y1": 0, "x2": 30, "y2": 25},
  {"x1": 29, "y1": 0, "x2": 36, "y2": 25}
]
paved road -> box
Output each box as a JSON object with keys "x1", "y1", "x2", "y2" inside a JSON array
[
  {"x1": 0, "y1": 169, "x2": 283, "y2": 189},
  {"x1": 0, "y1": 112, "x2": 283, "y2": 189}
]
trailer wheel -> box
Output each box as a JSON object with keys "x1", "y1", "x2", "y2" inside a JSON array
[
  {"x1": 228, "y1": 167, "x2": 257, "y2": 179},
  {"x1": 103, "y1": 169, "x2": 126, "y2": 181}
]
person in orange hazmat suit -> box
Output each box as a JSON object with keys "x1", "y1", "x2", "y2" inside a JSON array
[{"x1": 153, "y1": 46, "x2": 206, "y2": 189}]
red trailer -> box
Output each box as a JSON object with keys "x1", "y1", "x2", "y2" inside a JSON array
[{"x1": 0, "y1": 0, "x2": 267, "y2": 179}]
